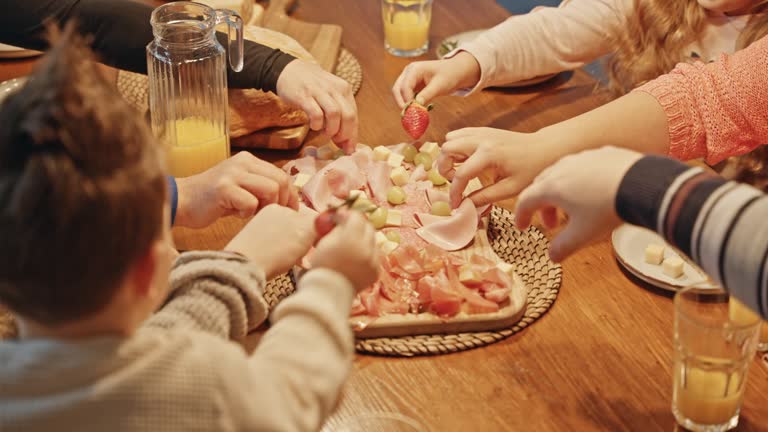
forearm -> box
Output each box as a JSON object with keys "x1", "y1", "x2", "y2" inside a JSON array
[
  {"x1": 632, "y1": 34, "x2": 768, "y2": 164},
  {"x1": 243, "y1": 268, "x2": 355, "y2": 432},
  {"x1": 144, "y1": 251, "x2": 270, "y2": 338},
  {"x1": 454, "y1": 0, "x2": 625, "y2": 93},
  {"x1": 537, "y1": 91, "x2": 670, "y2": 160},
  {"x1": 0, "y1": 0, "x2": 295, "y2": 92},
  {"x1": 616, "y1": 156, "x2": 768, "y2": 318}
]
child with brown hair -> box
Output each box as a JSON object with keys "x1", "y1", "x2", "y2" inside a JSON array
[
  {"x1": 0, "y1": 25, "x2": 379, "y2": 432},
  {"x1": 393, "y1": 0, "x2": 768, "y2": 187}
]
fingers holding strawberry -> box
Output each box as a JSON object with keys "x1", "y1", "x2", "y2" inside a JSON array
[{"x1": 401, "y1": 99, "x2": 433, "y2": 140}]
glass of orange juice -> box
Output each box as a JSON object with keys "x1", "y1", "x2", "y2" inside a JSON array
[
  {"x1": 674, "y1": 287, "x2": 761, "y2": 432},
  {"x1": 381, "y1": 0, "x2": 433, "y2": 57}
]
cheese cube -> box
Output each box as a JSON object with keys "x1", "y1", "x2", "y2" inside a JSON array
[
  {"x1": 387, "y1": 152, "x2": 405, "y2": 168},
  {"x1": 459, "y1": 266, "x2": 482, "y2": 284},
  {"x1": 375, "y1": 231, "x2": 388, "y2": 247},
  {"x1": 381, "y1": 240, "x2": 400, "y2": 255},
  {"x1": 385, "y1": 209, "x2": 402, "y2": 227},
  {"x1": 349, "y1": 190, "x2": 368, "y2": 201},
  {"x1": 390, "y1": 166, "x2": 409, "y2": 186},
  {"x1": 420, "y1": 141, "x2": 440, "y2": 160},
  {"x1": 373, "y1": 146, "x2": 391, "y2": 161},
  {"x1": 644, "y1": 244, "x2": 665, "y2": 265},
  {"x1": 662, "y1": 257, "x2": 684, "y2": 279},
  {"x1": 293, "y1": 173, "x2": 311, "y2": 188},
  {"x1": 463, "y1": 177, "x2": 483, "y2": 197},
  {"x1": 496, "y1": 261, "x2": 514, "y2": 274}
]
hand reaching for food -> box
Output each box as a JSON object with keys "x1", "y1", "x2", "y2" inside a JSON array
[
  {"x1": 174, "y1": 152, "x2": 299, "y2": 228},
  {"x1": 310, "y1": 212, "x2": 380, "y2": 292},
  {"x1": 514, "y1": 147, "x2": 643, "y2": 262},
  {"x1": 225, "y1": 204, "x2": 317, "y2": 279},
  {"x1": 439, "y1": 127, "x2": 561, "y2": 209},
  {"x1": 392, "y1": 51, "x2": 481, "y2": 108},
  {"x1": 276, "y1": 59, "x2": 358, "y2": 152}
]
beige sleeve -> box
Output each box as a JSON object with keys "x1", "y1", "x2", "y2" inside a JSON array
[
  {"x1": 214, "y1": 268, "x2": 356, "y2": 432},
  {"x1": 144, "y1": 251, "x2": 270, "y2": 340},
  {"x1": 449, "y1": 0, "x2": 630, "y2": 93}
]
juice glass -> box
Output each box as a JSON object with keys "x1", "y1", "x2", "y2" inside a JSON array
[
  {"x1": 381, "y1": 0, "x2": 433, "y2": 57},
  {"x1": 674, "y1": 287, "x2": 761, "y2": 432}
]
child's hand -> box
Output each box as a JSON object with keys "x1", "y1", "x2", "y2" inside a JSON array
[
  {"x1": 310, "y1": 212, "x2": 379, "y2": 292},
  {"x1": 175, "y1": 152, "x2": 299, "y2": 228},
  {"x1": 440, "y1": 127, "x2": 561, "y2": 208},
  {"x1": 226, "y1": 204, "x2": 316, "y2": 279},
  {"x1": 515, "y1": 147, "x2": 643, "y2": 262},
  {"x1": 392, "y1": 51, "x2": 481, "y2": 108},
  {"x1": 276, "y1": 59, "x2": 358, "y2": 152}
]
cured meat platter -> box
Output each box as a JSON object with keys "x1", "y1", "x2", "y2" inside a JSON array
[{"x1": 285, "y1": 142, "x2": 528, "y2": 338}]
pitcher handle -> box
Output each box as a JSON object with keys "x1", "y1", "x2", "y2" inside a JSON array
[{"x1": 215, "y1": 9, "x2": 244, "y2": 72}]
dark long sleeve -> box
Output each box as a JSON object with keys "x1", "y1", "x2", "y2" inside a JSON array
[
  {"x1": 0, "y1": 0, "x2": 295, "y2": 92},
  {"x1": 616, "y1": 156, "x2": 768, "y2": 319}
]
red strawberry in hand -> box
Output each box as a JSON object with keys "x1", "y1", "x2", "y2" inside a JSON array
[
  {"x1": 315, "y1": 209, "x2": 340, "y2": 239},
  {"x1": 401, "y1": 100, "x2": 433, "y2": 140}
]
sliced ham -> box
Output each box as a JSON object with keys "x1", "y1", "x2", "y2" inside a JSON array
[
  {"x1": 302, "y1": 156, "x2": 365, "y2": 211},
  {"x1": 415, "y1": 198, "x2": 479, "y2": 251},
  {"x1": 413, "y1": 212, "x2": 447, "y2": 227},
  {"x1": 351, "y1": 145, "x2": 374, "y2": 170},
  {"x1": 425, "y1": 188, "x2": 449, "y2": 206},
  {"x1": 283, "y1": 156, "x2": 318, "y2": 176},
  {"x1": 351, "y1": 296, "x2": 367, "y2": 316},
  {"x1": 445, "y1": 264, "x2": 499, "y2": 314},
  {"x1": 409, "y1": 165, "x2": 428, "y2": 182},
  {"x1": 366, "y1": 161, "x2": 392, "y2": 203}
]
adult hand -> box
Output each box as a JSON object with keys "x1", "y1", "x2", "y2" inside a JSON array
[
  {"x1": 276, "y1": 59, "x2": 358, "y2": 152},
  {"x1": 174, "y1": 152, "x2": 298, "y2": 228},
  {"x1": 515, "y1": 147, "x2": 643, "y2": 262}
]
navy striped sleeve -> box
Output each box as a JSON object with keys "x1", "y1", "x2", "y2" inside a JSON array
[{"x1": 616, "y1": 155, "x2": 768, "y2": 318}]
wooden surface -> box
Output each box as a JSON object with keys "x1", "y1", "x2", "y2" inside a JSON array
[{"x1": 2, "y1": 1, "x2": 767, "y2": 431}]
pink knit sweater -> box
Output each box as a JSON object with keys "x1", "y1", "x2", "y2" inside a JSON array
[{"x1": 635, "y1": 35, "x2": 768, "y2": 165}]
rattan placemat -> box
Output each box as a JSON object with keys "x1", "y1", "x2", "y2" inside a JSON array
[
  {"x1": 117, "y1": 47, "x2": 362, "y2": 113},
  {"x1": 263, "y1": 206, "x2": 563, "y2": 357}
]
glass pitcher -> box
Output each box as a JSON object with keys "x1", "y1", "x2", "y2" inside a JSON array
[{"x1": 147, "y1": 1, "x2": 244, "y2": 178}]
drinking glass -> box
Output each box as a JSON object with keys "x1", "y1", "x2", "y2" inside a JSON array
[
  {"x1": 673, "y1": 287, "x2": 761, "y2": 432},
  {"x1": 381, "y1": 0, "x2": 433, "y2": 57}
]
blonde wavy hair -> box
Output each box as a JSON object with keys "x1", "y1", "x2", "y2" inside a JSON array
[{"x1": 606, "y1": 0, "x2": 768, "y2": 188}]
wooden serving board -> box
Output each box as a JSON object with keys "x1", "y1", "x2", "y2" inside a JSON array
[
  {"x1": 235, "y1": 0, "x2": 343, "y2": 149},
  {"x1": 350, "y1": 216, "x2": 528, "y2": 339}
]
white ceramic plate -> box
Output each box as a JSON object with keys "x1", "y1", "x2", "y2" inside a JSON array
[
  {"x1": 612, "y1": 224, "x2": 713, "y2": 292},
  {"x1": 0, "y1": 43, "x2": 42, "y2": 59},
  {"x1": 435, "y1": 29, "x2": 557, "y2": 88}
]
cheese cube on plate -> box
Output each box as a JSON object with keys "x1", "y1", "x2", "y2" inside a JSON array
[
  {"x1": 375, "y1": 231, "x2": 388, "y2": 247},
  {"x1": 385, "y1": 209, "x2": 402, "y2": 227},
  {"x1": 459, "y1": 266, "x2": 482, "y2": 284},
  {"x1": 420, "y1": 141, "x2": 440, "y2": 160},
  {"x1": 644, "y1": 244, "x2": 665, "y2": 265},
  {"x1": 390, "y1": 166, "x2": 409, "y2": 186},
  {"x1": 293, "y1": 173, "x2": 311, "y2": 188},
  {"x1": 373, "y1": 146, "x2": 391, "y2": 161},
  {"x1": 463, "y1": 177, "x2": 483, "y2": 197},
  {"x1": 662, "y1": 257, "x2": 684, "y2": 278},
  {"x1": 380, "y1": 240, "x2": 400, "y2": 255},
  {"x1": 387, "y1": 152, "x2": 405, "y2": 168}
]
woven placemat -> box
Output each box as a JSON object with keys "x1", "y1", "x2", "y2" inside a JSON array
[
  {"x1": 117, "y1": 47, "x2": 362, "y2": 113},
  {"x1": 262, "y1": 206, "x2": 563, "y2": 357}
]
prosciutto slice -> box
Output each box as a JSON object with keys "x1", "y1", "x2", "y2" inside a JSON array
[
  {"x1": 283, "y1": 156, "x2": 318, "y2": 176},
  {"x1": 366, "y1": 161, "x2": 392, "y2": 203},
  {"x1": 302, "y1": 156, "x2": 365, "y2": 211},
  {"x1": 415, "y1": 198, "x2": 479, "y2": 251}
]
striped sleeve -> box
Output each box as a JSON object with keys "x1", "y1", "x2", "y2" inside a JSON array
[{"x1": 616, "y1": 155, "x2": 768, "y2": 318}]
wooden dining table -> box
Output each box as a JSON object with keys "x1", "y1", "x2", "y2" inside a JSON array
[{"x1": 2, "y1": 0, "x2": 767, "y2": 430}]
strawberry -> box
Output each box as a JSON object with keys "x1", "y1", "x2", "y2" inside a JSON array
[{"x1": 401, "y1": 100, "x2": 433, "y2": 140}]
